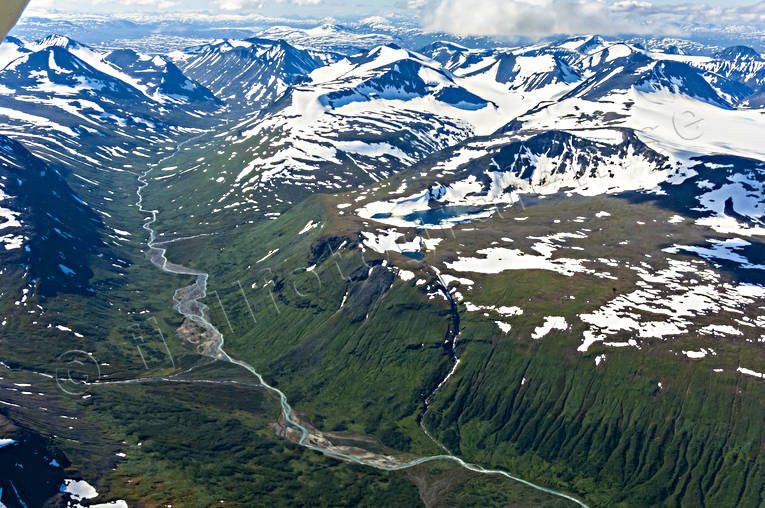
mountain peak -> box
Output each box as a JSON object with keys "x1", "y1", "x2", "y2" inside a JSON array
[
  {"x1": 358, "y1": 16, "x2": 392, "y2": 28},
  {"x1": 353, "y1": 44, "x2": 412, "y2": 68},
  {"x1": 576, "y1": 35, "x2": 606, "y2": 53},
  {"x1": 317, "y1": 22, "x2": 344, "y2": 31},
  {"x1": 715, "y1": 45, "x2": 761, "y2": 61},
  {"x1": 555, "y1": 34, "x2": 606, "y2": 53},
  {"x1": 3, "y1": 36, "x2": 24, "y2": 47},
  {"x1": 636, "y1": 60, "x2": 730, "y2": 108},
  {"x1": 29, "y1": 34, "x2": 82, "y2": 52}
]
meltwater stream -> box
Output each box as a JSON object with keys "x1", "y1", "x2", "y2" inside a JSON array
[{"x1": 135, "y1": 134, "x2": 589, "y2": 508}]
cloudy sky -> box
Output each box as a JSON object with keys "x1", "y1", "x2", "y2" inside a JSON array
[{"x1": 23, "y1": 0, "x2": 765, "y2": 38}]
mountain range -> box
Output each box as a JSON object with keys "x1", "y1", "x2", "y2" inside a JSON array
[{"x1": 0, "y1": 24, "x2": 763, "y2": 508}]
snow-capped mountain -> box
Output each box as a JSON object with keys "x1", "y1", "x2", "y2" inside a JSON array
[
  {"x1": 687, "y1": 45, "x2": 765, "y2": 107},
  {"x1": 0, "y1": 34, "x2": 224, "y2": 221},
  {"x1": 0, "y1": 35, "x2": 220, "y2": 154},
  {"x1": 104, "y1": 48, "x2": 220, "y2": 105},
  {"x1": 139, "y1": 34, "x2": 765, "y2": 240},
  {"x1": 357, "y1": 125, "x2": 764, "y2": 239},
  {"x1": 0, "y1": 35, "x2": 227, "y2": 302},
  {"x1": 19, "y1": 35, "x2": 220, "y2": 107},
  {"x1": 0, "y1": 36, "x2": 30, "y2": 68},
  {"x1": 422, "y1": 36, "x2": 765, "y2": 111},
  {"x1": 420, "y1": 39, "x2": 582, "y2": 92},
  {"x1": 257, "y1": 23, "x2": 396, "y2": 54},
  {"x1": 1, "y1": 22, "x2": 765, "y2": 508},
  {"x1": 171, "y1": 37, "x2": 334, "y2": 111},
  {"x1": 562, "y1": 54, "x2": 733, "y2": 107},
  {"x1": 3, "y1": 31, "x2": 762, "y2": 259},
  {"x1": 146, "y1": 42, "x2": 585, "y2": 233},
  {"x1": 315, "y1": 44, "x2": 489, "y2": 109},
  {"x1": 355, "y1": 128, "x2": 678, "y2": 228},
  {"x1": 255, "y1": 19, "x2": 499, "y2": 56},
  {"x1": 351, "y1": 37, "x2": 765, "y2": 240},
  {"x1": 0, "y1": 135, "x2": 116, "y2": 298},
  {"x1": 490, "y1": 129, "x2": 673, "y2": 191}
]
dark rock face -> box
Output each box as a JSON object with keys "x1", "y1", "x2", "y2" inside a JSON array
[
  {"x1": 0, "y1": 135, "x2": 114, "y2": 297},
  {"x1": 0, "y1": 414, "x2": 71, "y2": 508}
]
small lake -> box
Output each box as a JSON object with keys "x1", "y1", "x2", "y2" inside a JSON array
[{"x1": 403, "y1": 205, "x2": 490, "y2": 226}]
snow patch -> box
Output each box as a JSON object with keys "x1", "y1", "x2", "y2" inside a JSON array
[{"x1": 532, "y1": 316, "x2": 568, "y2": 340}]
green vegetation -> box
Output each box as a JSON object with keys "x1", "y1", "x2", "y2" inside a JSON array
[
  {"x1": 4, "y1": 101, "x2": 764, "y2": 507},
  {"x1": 164, "y1": 197, "x2": 454, "y2": 455},
  {"x1": 159, "y1": 184, "x2": 765, "y2": 507},
  {"x1": 90, "y1": 380, "x2": 423, "y2": 507}
]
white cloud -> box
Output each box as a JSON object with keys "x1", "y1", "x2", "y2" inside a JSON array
[
  {"x1": 24, "y1": 0, "x2": 56, "y2": 16},
  {"x1": 27, "y1": 0, "x2": 179, "y2": 14},
  {"x1": 218, "y1": 0, "x2": 320, "y2": 8},
  {"x1": 661, "y1": 1, "x2": 765, "y2": 26},
  {"x1": 276, "y1": 0, "x2": 322, "y2": 5},
  {"x1": 121, "y1": 0, "x2": 176, "y2": 4},
  {"x1": 422, "y1": 0, "x2": 671, "y2": 37},
  {"x1": 421, "y1": 0, "x2": 765, "y2": 39},
  {"x1": 217, "y1": 0, "x2": 265, "y2": 10},
  {"x1": 122, "y1": 0, "x2": 179, "y2": 7}
]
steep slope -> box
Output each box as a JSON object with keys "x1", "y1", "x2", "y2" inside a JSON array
[
  {"x1": 0, "y1": 35, "x2": 29, "y2": 67},
  {"x1": 420, "y1": 39, "x2": 581, "y2": 92},
  {"x1": 0, "y1": 35, "x2": 224, "y2": 262},
  {"x1": 424, "y1": 36, "x2": 760, "y2": 111},
  {"x1": 104, "y1": 48, "x2": 221, "y2": 105},
  {"x1": 0, "y1": 414, "x2": 71, "y2": 508},
  {"x1": 355, "y1": 128, "x2": 679, "y2": 230},
  {"x1": 2, "y1": 28, "x2": 765, "y2": 508},
  {"x1": 172, "y1": 37, "x2": 333, "y2": 111},
  {"x1": 0, "y1": 35, "x2": 221, "y2": 172},
  {"x1": 23, "y1": 35, "x2": 219, "y2": 107},
  {"x1": 316, "y1": 50, "x2": 489, "y2": 109},
  {"x1": 165, "y1": 129, "x2": 765, "y2": 508},
  {"x1": 0, "y1": 134, "x2": 114, "y2": 298},
  {"x1": 144, "y1": 43, "x2": 582, "y2": 239},
  {"x1": 689, "y1": 45, "x2": 765, "y2": 107}
]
